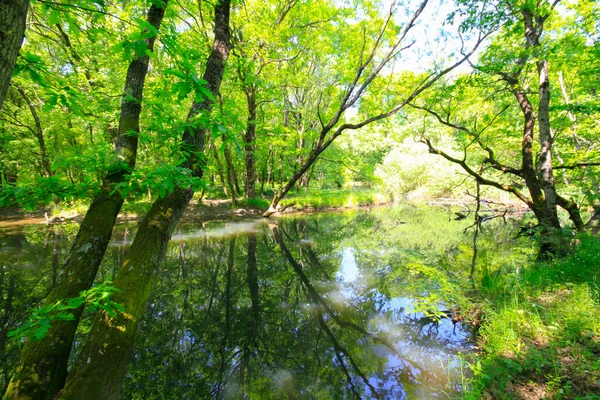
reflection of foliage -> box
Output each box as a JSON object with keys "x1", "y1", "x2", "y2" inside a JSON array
[
  {"x1": 9, "y1": 276, "x2": 124, "y2": 344},
  {"x1": 4, "y1": 206, "x2": 530, "y2": 397},
  {"x1": 406, "y1": 262, "x2": 464, "y2": 323}
]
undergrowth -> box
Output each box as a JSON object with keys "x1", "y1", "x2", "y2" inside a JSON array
[
  {"x1": 463, "y1": 236, "x2": 600, "y2": 399},
  {"x1": 280, "y1": 189, "x2": 388, "y2": 210}
]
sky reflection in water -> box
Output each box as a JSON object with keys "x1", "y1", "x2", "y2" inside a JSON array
[{"x1": 1, "y1": 205, "x2": 481, "y2": 399}]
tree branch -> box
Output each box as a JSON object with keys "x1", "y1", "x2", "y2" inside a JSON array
[
  {"x1": 421, "y1": 137, "x2": 532, "y2": 207},
  {"x1": 554, "y1": 162, "x2": 600, "y2": 170}
]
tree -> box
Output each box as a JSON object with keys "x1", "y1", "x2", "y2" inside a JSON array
[
  {"x1": 54, "y1": 1, "x2": 232, "y2": 397},
  {"x1": 0, "y1": 0, "x2": 29, "y2": 111},
  {"x1": 412, "y1": 0, "x2": 597, "y2": 257},
  {"x1": 4, "y1": 2, "x2": 169, "y2": 398},
  {"x1": 261, "y1": 0, "x2": 487, "y2": 216}
]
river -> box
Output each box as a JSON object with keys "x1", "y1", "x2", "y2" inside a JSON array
[{"x1": 1, "y1": 204, "x2": 524, "y2": 399}]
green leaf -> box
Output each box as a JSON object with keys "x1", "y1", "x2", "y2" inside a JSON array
[
  {"x1": 133, "y1": 40, "x2": 148, "y2": 58},
  {"x1": 66, "y1": 297, "x2": 85, "y2": 308},
  {"x1": 48, "y1": 9, "x2": 60, "y2": 25},
  {"x1": 110, "y1": 42, "x2": 125, "y2": 55},
  {"x1": 43, "y1": 94, "x2": 58, "y2": 112}
]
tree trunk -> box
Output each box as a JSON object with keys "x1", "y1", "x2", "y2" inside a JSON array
[
  {"x1": 15, "y1": 86, "x2": 52, "y2": 177},
  {"x1": 516, "y1": 7, "x2": 562, "y2": 257},
  {"x1": 56, "y1": 1, "x2": 231, "y2": 397},
  {"x1": 4, "y1": 3, "x2": 168, "y2": 399},
  {"x1": 56, "y1": 186, "x2": 194, "y2": 400},
  {"x1": 243, "y1": 88, "x2": 257, "y2": 198},
  {"x1": 0, "y1": 0, "x2": 28, "y2": 111},
  {"x1": 536, "y1": 59, "x2": 560, "y2": 230},
  {"x1": 264, "y1": 143, "x2": 327, "y2": 216},
  {"x1": 223, "y1": 141, "x2": 240, "y2": 198},
  {"x1": 211, "y1": 143, "x2": 231, "y2": 197}
]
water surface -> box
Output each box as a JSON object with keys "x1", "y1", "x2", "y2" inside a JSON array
[{"x1": 1, "y1": 205, "x2": 522, "y2": 398}]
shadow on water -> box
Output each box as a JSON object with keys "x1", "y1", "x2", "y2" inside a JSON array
[{"x1": 1, "y1": 205, "x2": 522, "y2": 398}]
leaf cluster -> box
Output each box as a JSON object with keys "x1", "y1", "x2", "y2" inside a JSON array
[{"x1": 8, "y1": 275, "x2": 125, "y2": 344}]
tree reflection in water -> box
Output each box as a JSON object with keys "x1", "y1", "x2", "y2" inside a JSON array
[{"x1": 2, "y1": 206, "x2": 485, "y2": 398}]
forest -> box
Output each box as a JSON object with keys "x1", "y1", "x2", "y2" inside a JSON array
[{"x1": 0, "y1": 0, "x2": 599, "y2": 398}]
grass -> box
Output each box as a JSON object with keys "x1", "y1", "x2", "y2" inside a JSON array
[
  {"x1": 235, "y1": 197, "x2": 270, "y2": 210},
  {"x1": 280, "y1": 189, "x2": 388, "y2": 210},
  {"x1": 462, "y1": 236, "x2": 600, "y2": 399}
]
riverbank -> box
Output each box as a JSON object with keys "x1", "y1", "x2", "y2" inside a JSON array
[
  {"x1": 463, "y1": 235, "x2": 600, "y2": 399},
  {"x1": 1, "y1": 188, "x2": 528, "y2": 229},
  {"x1": 2, "y1": 194, "x2": 597, "y2": 399},
  {"x1": 0, "y1": 189, "x2": 393, "y2": 227}
]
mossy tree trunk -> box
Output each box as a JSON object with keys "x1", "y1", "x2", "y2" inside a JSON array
[
  {"x1": 3, "y1": 4, "x2": 168, "y2": 399},
  {"x1": 56, "y1": 186, "x2": 194, "y2": 400},
  {"x1": 56, "y1": 1, "x2": 231, "y2": 398}
]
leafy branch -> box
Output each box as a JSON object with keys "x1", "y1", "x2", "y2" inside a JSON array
[{"x1": 8, "y1": 276, "x2": 125, "y2": 344}]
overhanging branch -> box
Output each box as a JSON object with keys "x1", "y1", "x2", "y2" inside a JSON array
[{"x1": 421, "y1": 137, "x2": 532, "y2": 207}]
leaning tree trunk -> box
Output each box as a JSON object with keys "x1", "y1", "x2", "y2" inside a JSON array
[
  {"x1": 56, "y1": 1, "x2": 231, "y2": 398},
  {"x1": 56, "y1": 186, "x2": 195, "y2": 400},
  {"x1": 264, "y1": 143, "x2": 328, "y2": 216},
  {"x1": 0, "y1": 0, "x2": 28, "y2": 111},
  {"x1": 4, "y1": 3, "x2": 168, "y2": 399}
]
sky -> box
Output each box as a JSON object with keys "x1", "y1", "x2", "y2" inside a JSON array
[
  {"x1": 387, "y1": 0, "x2": 481, "y2": 75},
  {"x1": 341, "y1": 0, "x2": 482, "y2": 121}
]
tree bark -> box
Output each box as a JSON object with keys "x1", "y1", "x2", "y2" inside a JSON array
[
  {"x1": 56, "y1": 186, "x2": 194, "y2": 400},
  {"x1": 56, "y1": 1, "x2": 231, "y2": 397},
  {"x1": 211, "y1": 143, "x2": 231, "y2": 197},
  {"x1": 0, "y1": 0, "x2": 28, "y2": 111},
  {"x1": 4, "y1": 3, "x2": 168, "y2": 399},
  {"x1": 536, "y1": 59, "x2": 560, "y2": 230},
  {"x1": 243, "y1": 88, "x2": 257, "y2": 198},
  {"x1": 520, "y1": 6, "x2": 562, "y2": 257},
  {"x1": 223, "y1": 141, "x2": 240, "y2": 198},
  {"x1": 513, "y1": 89, "x2": 546, "y2": 222},
  {"x1": 15, "y1": 86, "x2": 52, "y2": 177}
]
